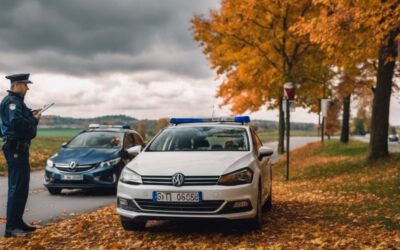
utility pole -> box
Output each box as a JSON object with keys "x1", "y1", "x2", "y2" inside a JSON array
[{"x1": 283, "y1": 82, "x2": 295, "y2": 181}]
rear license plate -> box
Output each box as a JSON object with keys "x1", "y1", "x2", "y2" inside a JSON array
[
  {"x1": 153, "y1": 191, "x2": 202, "y2": 203},
  {"x1": 62, "y1": 174, "x2": 83, "y2": 181}
]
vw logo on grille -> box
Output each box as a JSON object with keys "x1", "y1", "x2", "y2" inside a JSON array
[
  {"x1": 172, "y1": 173, "x2": 184, "y2": 187},
  {"x1": 69, "y1": 161, "x2": 77, "y2": 169}
]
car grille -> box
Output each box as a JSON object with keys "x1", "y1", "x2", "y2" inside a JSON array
[
  {"x1": 55, "y1": 163, "x2": 96, "y2": 173},
  {"x1": 135, "y1": 199, "x2": 224, "y2": 213},
  {"x1": 141, "y1": 175, "x2": 220, "y2": 186}
]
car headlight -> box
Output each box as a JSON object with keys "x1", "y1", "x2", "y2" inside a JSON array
[
  {"x1": 119, "y1": 168, "x2": 142, "y2": 185},
  {"x1": 46, "y1": 159, "x2": 54, "y2": 168},
  {"x1": 218, "y1": 168, "x2": 253, "y2": 185},
  {"x1": 99, "y1": 157, "x2": 121, "y2": 168}
]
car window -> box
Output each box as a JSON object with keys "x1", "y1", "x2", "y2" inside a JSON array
[
  {"x1": 66, "y1": 131, "x2": 123, "y2": 148},
  {"x1": 146, "y1": 126, "x2": 250, "y2": 152}
]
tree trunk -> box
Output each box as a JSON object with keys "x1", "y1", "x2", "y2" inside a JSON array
[
  {"x1": 340, "y1": 95, "x2": 351, "y2": 143},
  {"x1": 368, "y1": 30, "x2": 398, "y2": 160},
  {"x1": 278, "y1": 97, "x2": 285, "y2": 154}
]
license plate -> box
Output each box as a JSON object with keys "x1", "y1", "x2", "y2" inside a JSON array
[
  {"x1": 153, "y1": 191, "x2": 202, "y2": 203},
  {"x1": 62, "y1": 174, "x2": 83, "y2": 181}
]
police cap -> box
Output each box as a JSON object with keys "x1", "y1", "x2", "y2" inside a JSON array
[{"x1": 5, "y1": 73, "x2": 33, "y2": 84}]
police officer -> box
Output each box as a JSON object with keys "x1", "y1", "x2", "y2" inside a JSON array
[{"x1": 1, "y1": 73, "x2": 41, "y2": 237}]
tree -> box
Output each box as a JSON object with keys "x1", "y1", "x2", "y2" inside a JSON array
[
  {"x1": 296, "y1": 0, "x2": 400, "y2": 160},
  {"x1": 136, "y1": 120, "x2": 146, "y2": 140},
  {"x1": 192, "y1": 0, "x2": 333, "y2": 154},
  {"x1": 352, "y1": 106, "x2": 372, "y2": 135},
  {"x1": 156, "y1": 118, "x2": 169, "y2": 133},
  {"x1": 325, "y1": 99, "x2": 341, "y2": 139}
]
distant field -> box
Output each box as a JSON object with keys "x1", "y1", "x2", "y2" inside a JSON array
[{"x1": 37, "y1": 128, "x2": 83, "y2": 138}]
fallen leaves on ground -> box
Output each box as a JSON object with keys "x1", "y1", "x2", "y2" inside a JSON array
[{"x1": 0, "y1": 141, "x2": 399, "y2": 249}]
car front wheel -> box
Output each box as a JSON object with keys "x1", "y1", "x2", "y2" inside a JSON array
[{"x1": 120, "y1": 216, "x2": 146, "y2": 231}]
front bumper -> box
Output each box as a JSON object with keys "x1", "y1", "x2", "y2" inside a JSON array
[
  {"x1": 116, "y1": 181, "x2": 258, "y2": 220},
  {"x1": 43, "y1": 166, "x2": 118, "y2": 189}
]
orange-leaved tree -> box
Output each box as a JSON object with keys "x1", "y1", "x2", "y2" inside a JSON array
[
  {"x1": 296, "y1": 0, "x2": 400, "y2": 159},
  {"x1": 192, "y1": 0, "x2": 332, "y2": 153}
]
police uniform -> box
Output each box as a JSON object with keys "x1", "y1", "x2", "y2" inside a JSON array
[{"x1": 0, "y1": 73, "x2": 38, "y2": 237}]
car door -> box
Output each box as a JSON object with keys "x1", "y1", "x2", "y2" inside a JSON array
[{"x1": 123, "y1": 133, "x2": 137, "y2": 164}]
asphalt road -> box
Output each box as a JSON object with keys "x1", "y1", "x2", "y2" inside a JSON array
[
  {"x1": 353, "y1": 135, "x2": 400, "y2": 152},
  {"x1": 0, "y1": 136, "x2": 319, "y2": 236}
]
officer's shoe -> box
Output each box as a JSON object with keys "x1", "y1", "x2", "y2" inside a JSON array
[
  {"x1": 20, "y1": 222, "x2": 39, "y2": 232},
  {"x1": 4, "y1": 228, "x2": 31, "y2": 238}
]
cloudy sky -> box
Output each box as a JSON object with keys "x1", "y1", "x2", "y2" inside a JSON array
[{"x1": 1, "y1": 0, "x2": 399, "y2": 125}]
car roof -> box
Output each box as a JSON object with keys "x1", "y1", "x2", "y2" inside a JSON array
[{"x1": 83, "y1": 128, "x2": 138, "y2": 134}]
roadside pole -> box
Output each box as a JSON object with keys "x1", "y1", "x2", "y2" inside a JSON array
[
  {"x1": 286, "y1": 99, "x2": 290, "y2": 181},
  {"x1": 321, "y1": 99, "x2": 330, "y2": 143},
  {"x1": 283, "y1": 82, "x2": 295, "y2": 181}
]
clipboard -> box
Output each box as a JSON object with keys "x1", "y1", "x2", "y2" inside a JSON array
[{"x1": 38, "y1": 103, "x2": 55, "y2": 115}]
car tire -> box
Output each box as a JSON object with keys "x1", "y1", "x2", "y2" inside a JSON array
[
  {"x1": 247, "y1": 189, "x2": 262, "y2": 230},
  {"x1": 120, "y1": 216, "x2": 146, "y2": 231},
  {"x1": 263, "y1": 188, "x2": 272, "y2": 211},
  {"x1": 47, "y1": 187, "x2": 62, "y2": 195}
]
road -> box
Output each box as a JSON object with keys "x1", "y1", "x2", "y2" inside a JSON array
[
  {"x1": 352, "y1": 135, "x2": 400, "y2": 152},
  {"x1": 0, "y1": 137, "x2": 319, "y2": 236}
]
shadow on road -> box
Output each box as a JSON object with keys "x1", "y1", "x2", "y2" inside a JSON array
[{"x1": 57, "y1": 188, "x2": 116, "y2": 197}]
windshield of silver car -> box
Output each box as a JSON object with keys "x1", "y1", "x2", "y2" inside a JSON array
[
  {"x1": 66, "y1": 131, "x2": 124, "y2": 148},
  {"x1": 147, "y1": 126, "x2": 250, "y2": 151}
]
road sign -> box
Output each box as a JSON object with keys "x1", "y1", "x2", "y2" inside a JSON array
[
  {"x1": 283, "y1": 82, "x2": 295, "y2": 100},
  {"x1": 321, "y1": 99, "x2": 331, "y2": 117},
  {"x1": 282, "y1": 100, "x2": 295, "y2": 112}
]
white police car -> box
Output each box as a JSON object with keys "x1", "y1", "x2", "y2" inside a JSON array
[{"x1": 117, "y1": 116, "x2": 273, "y2": 230}]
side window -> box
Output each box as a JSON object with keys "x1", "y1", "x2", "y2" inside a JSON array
[
  {"x1": 133, "y1": 133, "x2": 144, "y2": 146},
  {"x1": 124, "y1": 134, "x2": 136, "y2": 149}
]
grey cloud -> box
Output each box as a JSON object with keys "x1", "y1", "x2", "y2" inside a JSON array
[{"x1": 0, "y1": 0, "x2": 218, "y2": 78}]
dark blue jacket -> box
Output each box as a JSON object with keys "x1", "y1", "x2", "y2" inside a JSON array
[{"x1": 0, "y1": 91, "x2": 38, "y2": 141}]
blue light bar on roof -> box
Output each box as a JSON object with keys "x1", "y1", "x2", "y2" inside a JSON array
[
  {"x1": 170, "y1": 118, "x2": 204, "y2": 124},
  {"x1": 169, "y1": 116, "x2": 250, "y2": 124},
  {"x1": 234, "y1": 116, "x2": 250, "y2": 123}
]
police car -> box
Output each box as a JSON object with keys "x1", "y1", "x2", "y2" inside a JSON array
[
  {"x1": 43, "y1": 125, "x2": 144, "y2": 195},
  {"x1": 117, "y1": 116, "x2": 273, "y2": 230}
]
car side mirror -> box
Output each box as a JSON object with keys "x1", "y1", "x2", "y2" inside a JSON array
[
  {"x1": 127, "y1": 145, "x2": 142, "y2": 156},
  {"x1": 258, "y1": 146, "x2": 273, "y2": 160}
]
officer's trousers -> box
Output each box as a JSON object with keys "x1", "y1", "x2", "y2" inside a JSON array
[{"x1": 3, "y1": 142, "x2": 30, "y2": 230}]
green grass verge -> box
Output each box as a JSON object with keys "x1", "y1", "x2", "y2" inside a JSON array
[
  {"x1": 274, "y1": 140, "x2": 400, "y2": 230},
  {"x1": 257, "y1": 130, "x2": 318, "y2": 142}
]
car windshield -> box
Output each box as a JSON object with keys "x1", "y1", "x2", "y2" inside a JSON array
[
  {"x1": 147, "y1": 126, "x2": 250, "y2": 151},
  {"x1": 66, "y1": 131, "x2": 124, "y2": 148}
]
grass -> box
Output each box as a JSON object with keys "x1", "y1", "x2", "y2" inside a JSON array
[
  {"x1": 274, "y1": 140, "x2": 400, "y2": 231},
  {"x1": 257, "y1": 130, "x2": 318, "y2": 142}
]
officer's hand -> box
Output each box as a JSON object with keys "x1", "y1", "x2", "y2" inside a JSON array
[{"x1": 34, "y1": 113, "x2": 42, "y2": 122}]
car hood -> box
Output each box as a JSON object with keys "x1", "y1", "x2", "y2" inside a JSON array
[
  {"x1": 51, "y1": 148, "x2": 121, "y2": 165},
  {"x1": 126, "y1": 151, "x2": 254, "y2": 176}
]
